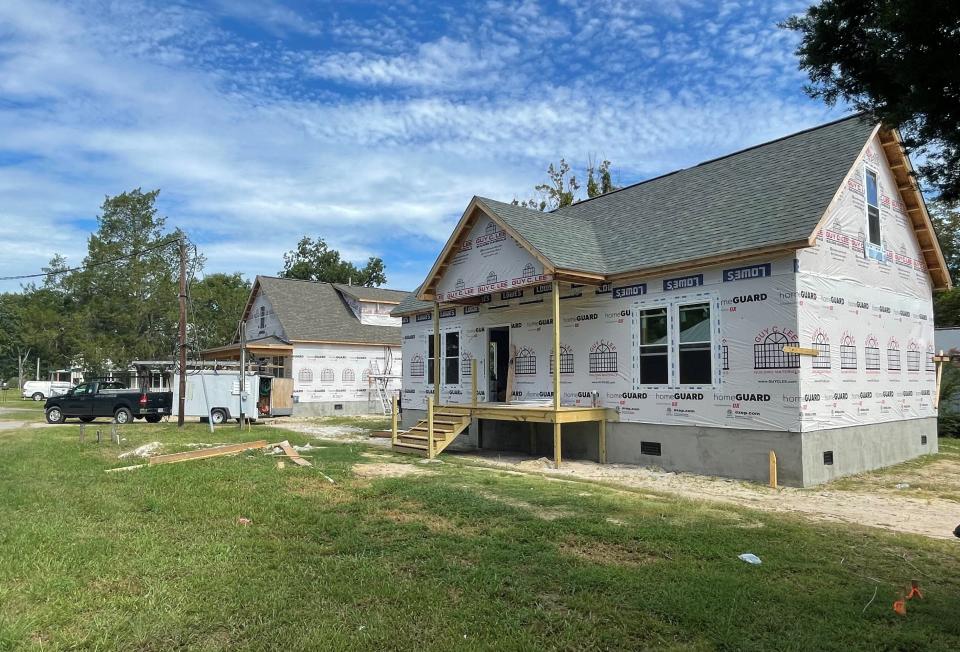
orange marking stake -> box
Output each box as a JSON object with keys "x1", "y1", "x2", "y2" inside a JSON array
[
  {"x1": 906, "y1": 580, "x2": 923, "y2": 600},
  {"x1": 893, "y1": 594, "x2": 907, "y2": 616}
]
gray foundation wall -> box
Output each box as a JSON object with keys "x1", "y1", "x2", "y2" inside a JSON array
[
  {"x1": 800, "y1": 417, "x2": 937, "y2": 486},
  {"x1": 401, "y1": 408, "x2": 939, "y2": 487},
  {"x1": 293, "y1": 401, "x2": 383, "y2": 417}
]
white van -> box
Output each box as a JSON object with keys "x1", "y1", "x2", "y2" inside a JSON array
[{"x1": 22, "y1": 380, "x2": 72, "y2": 401}]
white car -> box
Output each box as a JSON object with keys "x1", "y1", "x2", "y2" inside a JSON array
[{"x1": 21, "y1": 380, "x2": 72, "y2": 401}]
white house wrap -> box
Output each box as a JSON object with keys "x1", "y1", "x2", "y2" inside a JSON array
[{"x1": 393, "y1": 116, "x2": 948, "y2": 486}]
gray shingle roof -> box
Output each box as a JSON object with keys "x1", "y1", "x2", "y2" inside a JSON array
[
  {"x1": 257, "y1": 276, "x2": 401, "y2": 345},
  {"x1": 478, "y1": 114, "x2": 877, "y2": 276},
  {"x1": 332, "y1": 283, "x2": 409, "y2": 303},
  {"x1": 391, "y1": 287, "x2": 433, "y2": 317}
]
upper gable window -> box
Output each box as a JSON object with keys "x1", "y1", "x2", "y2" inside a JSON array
[
  {"x1": 865, "y1": 169, "x2": 881, "y2": 246},
  {"x1": 259, "y1": 306, "x2": 266, "y2": 329}
]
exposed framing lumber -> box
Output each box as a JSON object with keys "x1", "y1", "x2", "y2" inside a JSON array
[
  {"x1": 148, "y1": 440, "x2": 268, "y2": 465},
  {"x1": 876, "y1": 127, "x2": 951, "y2": 290}
]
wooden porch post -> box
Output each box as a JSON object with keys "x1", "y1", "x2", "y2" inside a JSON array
[
  {"x1": 552, "y1": 279, "x2": 561, "y2": 468},
  {"x1": 552, "y1": 280, "x2": 560, "y2": 409},
  {"x1": 391, "y1": 395, "x2": 398, "y2": 445},
  {"x1": 599, "y1": 418, "x2": 606, "y2": 464},
  {"x1": 433, "y1": 302, "x2": 441, "y2": 406}
]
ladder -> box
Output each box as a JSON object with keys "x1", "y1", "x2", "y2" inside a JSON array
[{"x1": 369, "y1": 346, "x2": 399, "y2": 416}]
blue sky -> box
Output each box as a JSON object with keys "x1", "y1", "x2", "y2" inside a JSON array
[{"x1": 0, "y1": 0, "x2": 847, "y2": 293}]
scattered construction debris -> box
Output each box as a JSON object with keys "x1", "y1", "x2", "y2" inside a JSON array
[
  {"x1": 148, "y1": 440, "x2": 269, "y2": 466},
  {"x1": 237, "y1": 517, "x2": 253, "y2": 526},
  {"x1": 105, "y1": 464, "x2": 146, "y2": 473},
  {"x1": 276, "y1": 440, "x2": 312, "y2": 467},
  {"x1": 738, "y1": 553, "x2": 762, "y2": 565}
]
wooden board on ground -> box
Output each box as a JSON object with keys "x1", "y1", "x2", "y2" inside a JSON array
[
  {"x1": 278, "y1": 440, "x2": 312, "y2": 467},
  {"x1": 148, "y1": 440, "x2": 268, "y2": 465},
  {"x1": 369, "y1": 430, "x2": 393, "y2": 439}
]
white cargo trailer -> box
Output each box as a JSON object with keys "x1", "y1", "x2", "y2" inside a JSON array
[{"x1": 171, "y1": 371, "x2": 265, "y2": 424}]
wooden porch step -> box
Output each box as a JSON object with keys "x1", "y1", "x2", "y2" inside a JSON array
[
  {"x1": 399, "y1": 432, "x2": 450, "y2": 443},
  {"x1": 409, "y1": 426, "x2": 456, "y2": 435},
  {"x1": 391, "y1": 443, "x2": 428, "y2": 456}
]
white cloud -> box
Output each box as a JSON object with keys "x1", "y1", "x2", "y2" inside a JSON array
[{"x1": 0, "y1": 0, "x2": 844, "y2": 293}]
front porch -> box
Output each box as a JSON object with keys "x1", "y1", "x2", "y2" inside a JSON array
[{"x1": 391, "y1": 399, "x2": 614, "y2": 467}]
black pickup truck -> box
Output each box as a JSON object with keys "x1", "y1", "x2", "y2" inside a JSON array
[{"x1": 44, "y1": 380, "x2": 173, "y2": 425}]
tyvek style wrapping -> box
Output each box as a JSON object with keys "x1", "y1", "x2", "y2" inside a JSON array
[
  {"x1": 795, "y1": 134, "x2": 936, "y2": 430},
  {"x1": 291, "y1": 343, "x2": 401, "y2": 403},
  {"x1": 434, "y1": 217, "x2": 551, "y2": 302},
  {"x1": 401, "y1": 133, "x2": 937, "y2": 434}
]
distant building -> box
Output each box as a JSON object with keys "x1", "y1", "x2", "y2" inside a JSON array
[{"x1": 203, "y1": 276, "x2": 407, "y2": 416}]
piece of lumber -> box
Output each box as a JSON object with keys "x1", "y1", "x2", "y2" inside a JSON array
[
  {"x1": 369, "y1": 430, "x2": 393, "y2": 439},
  {"x1": 278, "y1": 440, "x2": 313, "y2": 467},
  {"x1": 782, "y1": 346, "x2": 819, "y2": 356},
  {"x1": 105, "y1": 464, "x2": 146, "y2": 473},
  {"x1": 148, "y1": 440, "x2": 268, "y2": 465}
]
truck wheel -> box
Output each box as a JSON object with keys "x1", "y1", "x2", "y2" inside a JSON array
[
  {"x1": 113, "y1": 407, "x2": 133, "y2": 425},
  {"x1": 32, "y1": 392, "x2": 44, "y2": 401},
  {"x1": 145, "y1": 415, "x2": 161, "y2": 424},
  {"x1": 45, "y1": 407, "x2": 65, "y2": 424},
  {"x1": 210, "y1": 409, "x2": 227, "y2": 425},
  {"x1": 79, "y1": 416, "x2": 96, "y2": 423}
]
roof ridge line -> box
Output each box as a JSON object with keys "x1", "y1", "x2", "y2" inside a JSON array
[{"x1": 549, "y1": 111, "x2": 873, "y2": 214}]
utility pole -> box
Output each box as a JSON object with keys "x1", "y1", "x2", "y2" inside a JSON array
[
  {"x1": 177, "y1": 236, "x2": 187, "y2": 428},
  {"x1": 239, "y1": 319, "x2": 246, "y2": 429}
]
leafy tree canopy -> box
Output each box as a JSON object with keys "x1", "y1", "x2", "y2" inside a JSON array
[
  {"x1": 783, "y1": 1, "x2": 960, "y2": 202},
  {"x1": 190, "y1": 273, "x2": 252, "y2": 352},
  {"x1": 514, "y1": 158, "x2": 619, "y2": 211},
  {"x1": 280, "y1": 236, "x2": 387, "y2": 286}
]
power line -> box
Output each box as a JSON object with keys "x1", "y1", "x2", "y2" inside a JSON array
[{"x1": 0, "y1": 236, "x2": 181, "y2": 282}]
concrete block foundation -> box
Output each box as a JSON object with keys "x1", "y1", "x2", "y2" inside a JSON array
[
  {"x1": 293, "y1": 400, "x2": 383, "y2": 417},
  {"x1": 401, "y1": 408, "x2": 939, "y2": 487}
]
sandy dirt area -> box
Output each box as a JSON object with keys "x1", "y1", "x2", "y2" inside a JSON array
[{"x1": 453, "y1": 452, "x2": 960, "y2": 541}]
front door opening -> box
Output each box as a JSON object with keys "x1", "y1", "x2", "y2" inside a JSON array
[{"x1": 488, "y1": 327, "x2": 510, "y2": 402}]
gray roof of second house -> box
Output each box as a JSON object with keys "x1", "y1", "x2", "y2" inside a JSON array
[
  {"x1": 477, "y1": 114, "x2": 877, "y2": 276},
  {"x1": 256, "y1": 276, "x2": 403, "y2": 345},
  {"x1": 333, "y1": 283, "x2": 409, "y2": 304},
  {"x1": 391, "y1": 285, "x2": 433, "y2": 317}
]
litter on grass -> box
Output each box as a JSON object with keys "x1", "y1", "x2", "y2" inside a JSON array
[
  {"x1": 118, "y1": 441, "x2": 162, "y2": 459},
  {"x1": 738, "y1": 553, "x2": 762, "y2": 565},
  {"x1": 237, "y1": 517, "x2": 252, "y2": 526},
  {"x1": 894, "y1": 483, "x2": 911, "y2": 489}
]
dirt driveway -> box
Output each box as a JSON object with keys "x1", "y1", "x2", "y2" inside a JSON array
[{"x1": 452, "y1": 450, "x2": 960, "y2": 541}]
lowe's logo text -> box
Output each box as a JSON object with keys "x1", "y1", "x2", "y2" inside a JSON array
[
  {"x1": 663, "y1": 274, "x2": 703, "y2": 291},
  {"x1": 723, "y1": 263, "x2": 771, "y2": 282},
  {"x1": 612, "y1": 283, "x2": 647, "y2": 299}
]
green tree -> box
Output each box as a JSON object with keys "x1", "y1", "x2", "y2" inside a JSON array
[
  {"x1": 931, "y1": 201, "x2": 960, "y2": 326},
  {"x1": 514, "y1": 158, "x2": 619, "y2": 211},
  {"x1": 190, "y1": 273, "x2": 252, "y2": 350},
  {"x1": 782, "y1": 1, "x2": 960, "y2": 202},
  {"x1": 280, "y1": 237, "x2": 387, "y2": 286},
  {"x1": 65, "y1": 189, "x2": 185, "y2": 372}
]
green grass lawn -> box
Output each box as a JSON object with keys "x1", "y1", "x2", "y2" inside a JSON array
[{"x1": 1, "y1": 418, "x2": 959, "y2": 651}]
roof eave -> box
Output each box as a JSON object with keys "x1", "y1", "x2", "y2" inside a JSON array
[{"x1": 416, "y1": 197, "x2": 558, "y2": 301}]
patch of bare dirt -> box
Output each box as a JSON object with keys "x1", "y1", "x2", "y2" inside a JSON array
[
  {"x1": 559, "y1": 537, "x2": 661, "y2": 567},
  {"x1": 378, "y1": 502, "x2": 459, "y2": 533},
  {"x1": 471, "y1": 487, "x2": 571, "y2": 521},
  {"x1": 352, "y1": 462, "x2": 427, "y2": 479},
  {"x1": 286, "y1": 476, "x2": 355, "y2": 504},
  {"x1": 459, "y1": 452, "x2": 960, "y2": 540}
]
